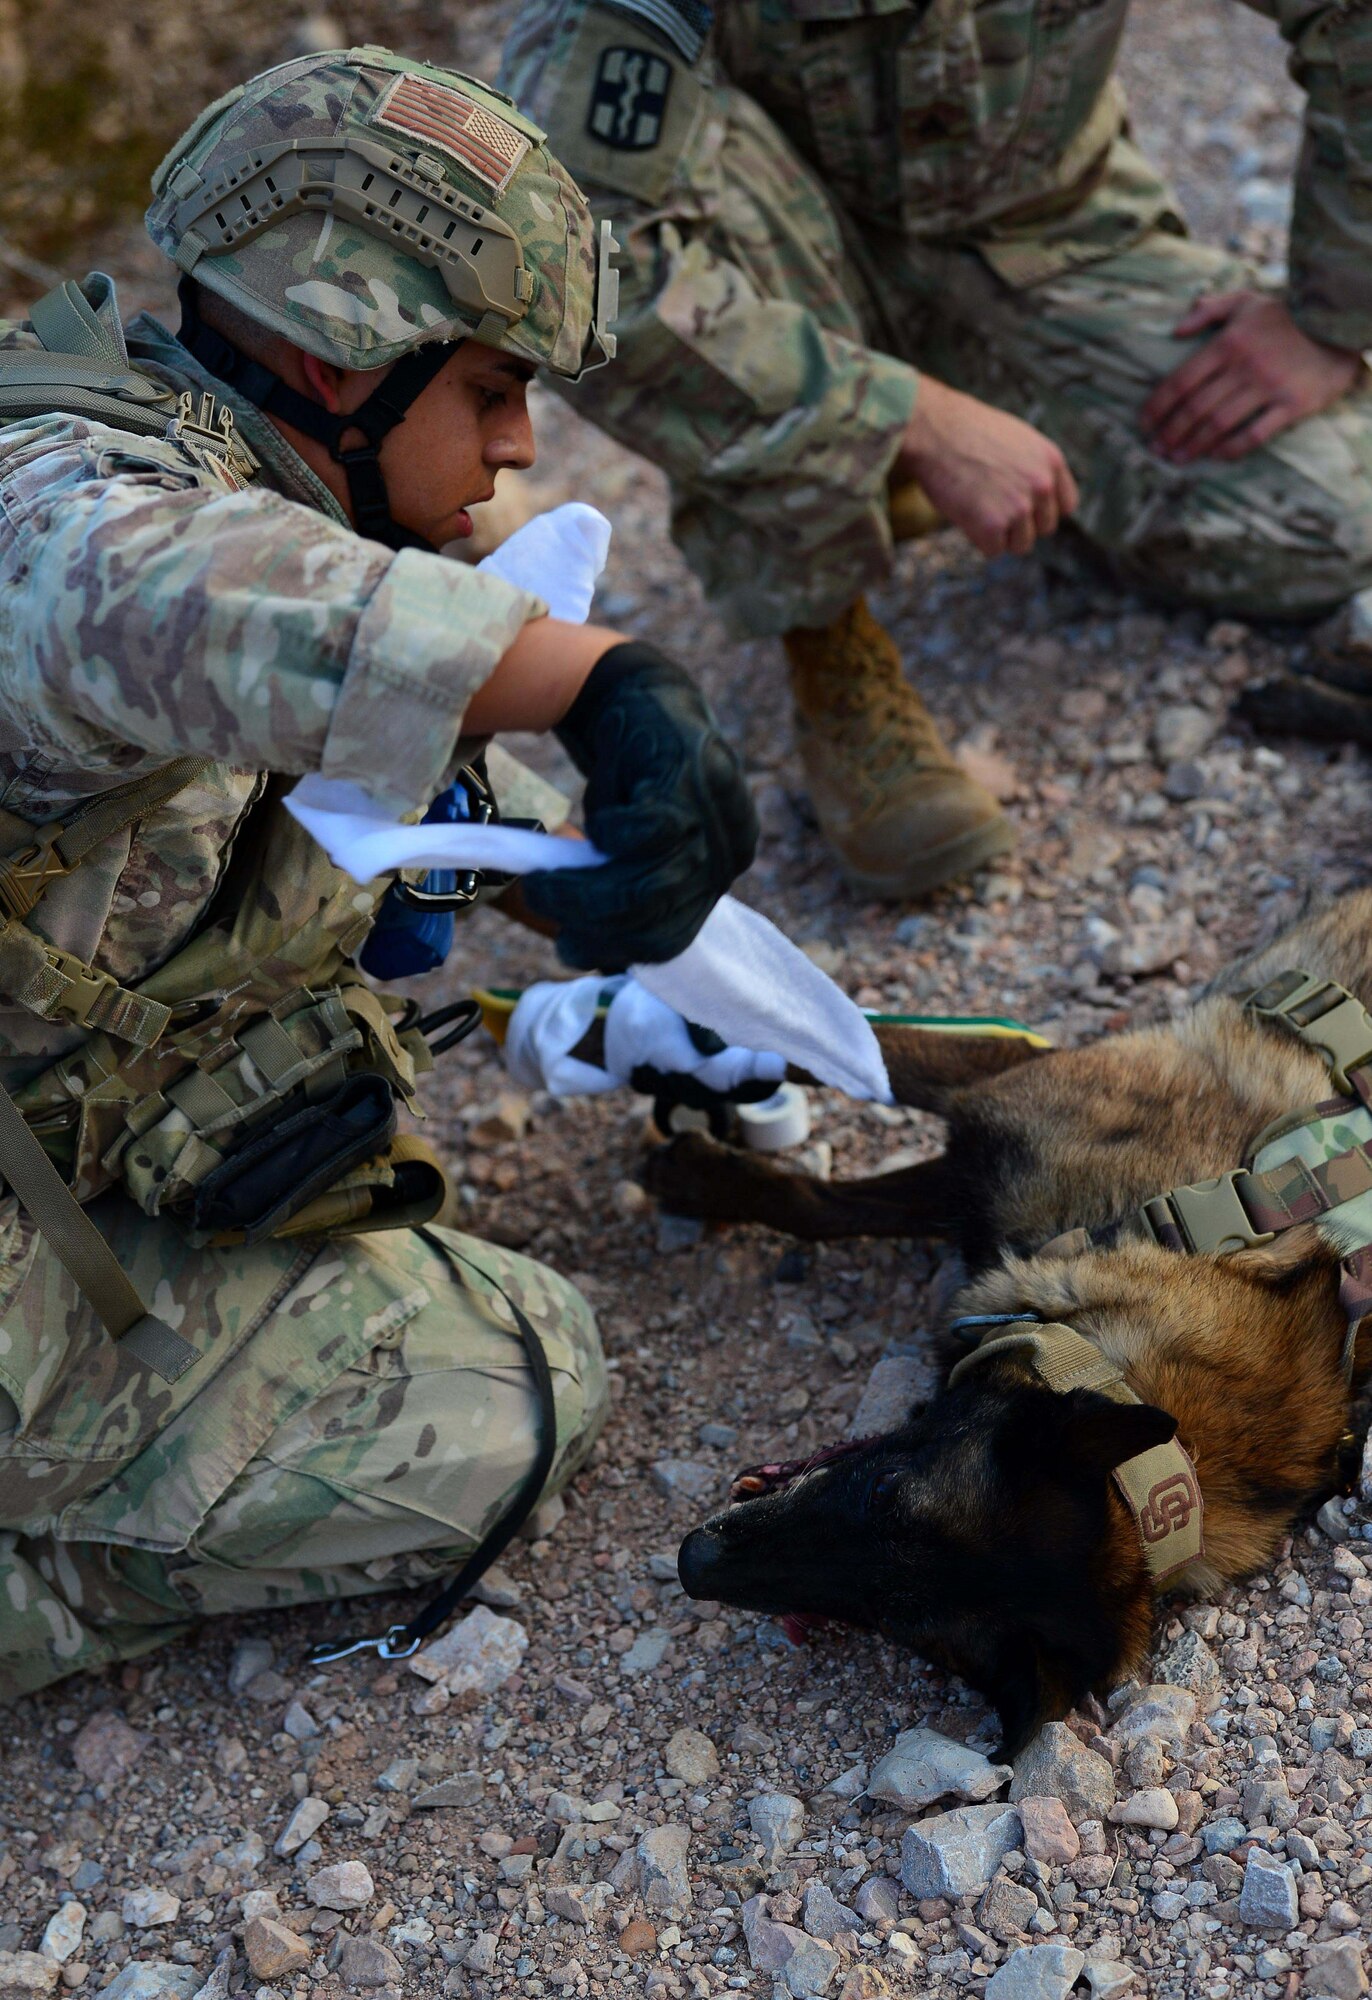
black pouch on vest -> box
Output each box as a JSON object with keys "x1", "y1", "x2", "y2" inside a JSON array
[{"x1": 190, "y1": 1072, "x2": 398, "y2": 1245}]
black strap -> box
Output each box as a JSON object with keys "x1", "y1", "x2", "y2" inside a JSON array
[
  {"x1": 305, "y1": 1236, "x2": 559, "y2": 1665},
  {"x1": 176, "y1": 281, "x2": 453, "y2": 554}
]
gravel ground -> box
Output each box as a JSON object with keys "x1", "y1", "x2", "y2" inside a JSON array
[{"x1": 3, "y1": 8, "x2": 1372, "y2": 2000}]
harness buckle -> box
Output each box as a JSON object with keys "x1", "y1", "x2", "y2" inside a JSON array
[
  {"x1": 1246, "y1": 970, "x2": 1372, "y2": 1096},
  {"x1": 1144, "y1": 1170, "x2": 1274, "y2": 1256},
  {"x1": 0, "y1": 828, "x2": 70, "y2": 921}
]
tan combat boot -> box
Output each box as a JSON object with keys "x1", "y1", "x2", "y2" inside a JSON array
[{"x1": 784, "y1": 596, "x2": 1012, "y2": 899}]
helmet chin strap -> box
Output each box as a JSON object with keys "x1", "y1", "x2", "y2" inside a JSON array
[{"x1": 176, "y1": 280, "x2": 454, "y2": 554}]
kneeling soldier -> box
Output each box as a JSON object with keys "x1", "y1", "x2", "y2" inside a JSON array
[{"x1": 0, "y1": 49, "x2": 756, "y2": 1698}]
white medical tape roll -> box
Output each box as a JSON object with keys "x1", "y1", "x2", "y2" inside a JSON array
[{"x1": 737, "y1": 1083, "x2": 811, "y2": 1153}]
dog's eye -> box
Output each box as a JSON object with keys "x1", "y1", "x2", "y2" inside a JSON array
[{"x1": 868, "y1": 1468, "x2": 903, "y2": 1512}]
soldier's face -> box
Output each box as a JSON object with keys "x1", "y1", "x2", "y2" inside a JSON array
[{"x1": 370, "y1": 342, "x2": 538, "y2": 546}]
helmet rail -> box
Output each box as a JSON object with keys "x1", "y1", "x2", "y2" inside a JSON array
[{"x1": 169, "y1": 135, "x2": 532, "y2": 349}]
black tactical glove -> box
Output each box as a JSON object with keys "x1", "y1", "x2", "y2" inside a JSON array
[{"x1": 521, "y1": 642, "x2": 758, "y2": 971}]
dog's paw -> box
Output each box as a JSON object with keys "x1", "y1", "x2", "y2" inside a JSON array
[{"x1": 640, "y1": 1131, "x2": 736, "y2": 1216}]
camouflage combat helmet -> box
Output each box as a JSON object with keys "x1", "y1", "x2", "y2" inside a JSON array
[
  {"x1": 147, "y1": 46, "x2": 617, "y2": 377},
  {"x1": 145, "y1": 48, "x2": 618, "y2": 551}
]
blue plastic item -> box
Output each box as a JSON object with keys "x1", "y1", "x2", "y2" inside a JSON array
[{"x1": 358, "y1": 786, "x2": 464, "y2": 979}]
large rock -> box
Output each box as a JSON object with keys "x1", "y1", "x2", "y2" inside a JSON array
[
  {"x1": 38, "y1": 1902, "x2": 85, "y2": 1964},
  {"x1": 306, "y1": 1860, "x2": 373, "y2": 1910},
  {"x1": 1017, "y1": 1796, "x2": 1080, "y2": 1865},
  {"x1": 244, "y1": 1915, "x2": 312, "y2": 1980},
  {"x1": 848, "y1": 1355, "x2": 935, "y2": 1437},
  {"x1": 1010, "y1": 1724, "x2": 1116, "y2": 1821},
  {"x1": 650, "y1": 1460, "x2": 717, "y2": 1502},
  {"x1": 1304, "y1": 1939, "x2": 1369, "y2": 2000},
  {"x1": 330, "y1": 1937, "x2": 403, "y2": 1989},
  {"x1": 900, "y1": 1803, "x2": 1021, "y2": 1899},
  {"x1": 411, "y1": 1772, "x2": 484, "y2": 1810},
  {"x1": 121, "y1": 1888, "x2": 180, "y2": 1929},
  {"x1": 1155, "y1": 1631, "x2": 1222, "y2": 1710},
  {"x1": 665, "y1": 1728, "x2": 719, "y2": 1785},
  {"x1": 274, "y1": 1794, "x2": 329, "y2": 1857},
  {"x1": 801, "y1": 1881, "x2": 858, "y2": 1942},
  {"x1": 979, "y1": 1875, "x2": 1040, "y2": 1942},
  {"x1": 70, "y1": 1710, "x2": 145, "y2": 1787},
  {"x1": 1106, "y1": 1685, "x2": 1196, "y2": 1757},
  {"x1": 407, "y1": 1604, "x2": 527, "y2": 1694},
  {"x1": 1081, "y1": 1962, "x2": 1134, "y2": 2000},
  {"x1": 94, "y1": 1970, "x2": 200, "y2": 2000},
  {"x1": 1109, "y1": 1788, "x2": 1179, "y2": 1831},
  {"x1": 855, "y1": 1877, "x2": 900, "y2": 1925},
  {"x1": 867, "y1": 1728, "x2": 1011, "y2": 1811},
  {"x1": 749, "y1": 1793, "x2": 806, "y2": 1863},
  {"x1": 0, "y1": 1954, "x2": 59, "y2": 1999},
  {"x1": 638, "y1": 1825, "x2": 691, "y2": 1913},
  {"x1": 227, "y1": 1637, "x2": 274, "y2": 1694},
  {"x1": 986, "y1": 1946, "x2": 1086, "y2": 2000},
  {"x1": 1238, "y1": 1850, "x2": 1299, "y2": 1930},
  {"x1": 1152, "y1": 704, "x2": 1216, "y2": 765},
  {"x1": 741, "y1": 1900, "x2": 839, "y2": 1997}
]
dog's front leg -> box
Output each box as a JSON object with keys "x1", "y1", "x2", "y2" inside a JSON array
[{"x1": 641, "y1": 1132, "x2": 956, "y2": 1241}]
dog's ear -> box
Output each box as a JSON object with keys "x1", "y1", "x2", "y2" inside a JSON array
[
  {"x1": 1060, "y1": 1392, "x2": 1179, "y2": 1479},
  {"x1": 1229, "y1": 1221, "x2": 1337, "y2": 1289},
  {"x1": 874, "y1": 1026, "x2": 1047, "y2": 1115}
]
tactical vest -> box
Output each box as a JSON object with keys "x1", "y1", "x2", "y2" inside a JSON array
[{"x1": 0, "y1": 280, "x2": 450, "y2": 1383}]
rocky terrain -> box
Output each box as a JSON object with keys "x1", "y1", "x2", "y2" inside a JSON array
[{"x1": 2, "y1": 5, "x2": 1372, "y2": 2000}]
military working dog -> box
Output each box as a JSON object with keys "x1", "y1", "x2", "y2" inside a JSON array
[{"x1": 645, "y1": 892, "x2": 1372, "y2": 1754}]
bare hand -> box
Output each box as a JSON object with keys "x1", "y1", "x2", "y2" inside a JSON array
[
  {"x1": 894, "y1": 375, "x2": 1079, "y2": 558},
  {"x1": 1141, "y1": 292, "x2": 1362, "y2": 464}
]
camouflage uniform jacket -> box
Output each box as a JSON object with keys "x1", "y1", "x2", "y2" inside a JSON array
[
  {"x1": 507, "y1": 0, "x2": 1372, "y2": 349},
  {"x1": 0, "y1": 282, "x2": 552, "y2": 1097}
]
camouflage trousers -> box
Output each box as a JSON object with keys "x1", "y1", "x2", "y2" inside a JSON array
[
  {"x1": 0, "y1": 1205, "x2": 606, "y2": 1701},
  {"x1": 507, "y1": 31, "x2": 1372, "y2": 638}
]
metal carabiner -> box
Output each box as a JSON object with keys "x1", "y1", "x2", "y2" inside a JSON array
[{"x1": 305, "y1": 1622, "x2": 423, "y2": 1667}]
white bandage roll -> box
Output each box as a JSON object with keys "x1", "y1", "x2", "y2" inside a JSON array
[{"x1": 737, "y1": 1083, "x2": 811, "y2": 1152}]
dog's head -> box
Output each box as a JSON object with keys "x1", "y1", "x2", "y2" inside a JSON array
[
  {"x1": 678, "y1": 1361, "x2": 1170, "y2": 1756},
  {"x1": 680, "y1": 1229, "x2": 1352, "y2": 1756}
]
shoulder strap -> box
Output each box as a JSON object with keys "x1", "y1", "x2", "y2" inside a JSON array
[
  {"x1": 0, "y1": 1083, "x2": 197, "y2": 1383},
  {"x1": 0, "y1": 757, "x2": 213, "y2": 1050},
  {"x1": 29, "y1": 277, "x2": 129, "y2": 369}
]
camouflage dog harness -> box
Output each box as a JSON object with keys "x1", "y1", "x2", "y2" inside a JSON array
[{"x1": 1118, "y1": 971, "x2": 1372, "y2": 1380}]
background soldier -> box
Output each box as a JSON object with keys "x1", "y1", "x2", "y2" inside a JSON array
[
  {"x1": 0, "y1": 50, "x2": 755, "y2": 1699},
  {"x1": 502, "y1": 0, "x2": 1372, "y2": 900}
]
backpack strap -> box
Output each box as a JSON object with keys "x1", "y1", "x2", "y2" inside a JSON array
[
  {"x1": 29, "y1": 276, "x2": 130, "y2": 368},
  {"x1": 0, "y1": 273, "x2": 258, "y2": 482},
  {"x1": 0, "y1": 756, "x2": 213, "y2": 1050}
]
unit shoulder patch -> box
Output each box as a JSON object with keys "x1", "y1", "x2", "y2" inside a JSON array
[{"x1": 586, "y1": 46, "x2": 675, "y2": 153}]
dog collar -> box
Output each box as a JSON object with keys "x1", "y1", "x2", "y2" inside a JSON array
[{"x1": 948, "y1": 1317, "x2": 1204, "y2": 1583}]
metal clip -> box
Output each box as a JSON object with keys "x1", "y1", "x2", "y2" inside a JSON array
[{"x1": 305, "y1": 1621, "x2": 422, "y2": 1667}]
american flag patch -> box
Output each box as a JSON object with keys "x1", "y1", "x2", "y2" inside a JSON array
[{"x1": 370, "y1": 74, "x2": 532, "y2": 195}]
